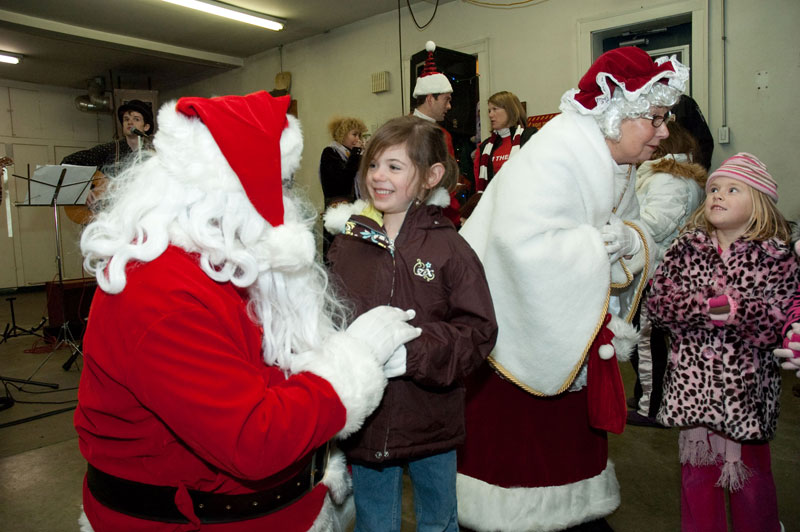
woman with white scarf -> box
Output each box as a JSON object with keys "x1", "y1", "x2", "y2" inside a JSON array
[
  {"x1": 319, "y1": 116, "x2": 367, "y2": 259},
  {"x1": 472, "y1": 91, "x2": 537, "y2": 193}
]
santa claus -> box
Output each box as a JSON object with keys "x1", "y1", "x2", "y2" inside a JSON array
[{"x1": 74, "y1": 91, "x2": 420, "y2": 531}]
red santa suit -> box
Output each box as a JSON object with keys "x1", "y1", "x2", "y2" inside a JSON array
[
  {"x1": 76, "y1": 246, "x2": 345, "y2": 531},
  {"x1": 74, "y1": 91, "x2": 416, "y2": 531}
]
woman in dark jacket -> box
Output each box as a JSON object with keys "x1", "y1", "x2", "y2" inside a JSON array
[{"x1": 319, "y1": 116, "x2": 367, "y2": 259}]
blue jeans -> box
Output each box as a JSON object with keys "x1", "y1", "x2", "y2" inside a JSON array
[{"x1": 352, "y1": 449, "x2": 459, "y2": 532}]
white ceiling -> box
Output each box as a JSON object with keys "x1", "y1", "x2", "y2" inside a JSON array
[{"x1": 0, "y1": 0, "x2": 440, "y2": 91}]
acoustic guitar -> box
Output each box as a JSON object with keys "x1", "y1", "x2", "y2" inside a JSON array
[{"x1": 64, "y1": 170, "x2": 108, "y2": 225}]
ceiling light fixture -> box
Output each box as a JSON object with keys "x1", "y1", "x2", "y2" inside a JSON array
[
  {"x1": 0, "y1": 51, "x2": 22, "y2": 65},
  {"x1": 161, "y1": 0, "x2": 285, "y2": 31}
]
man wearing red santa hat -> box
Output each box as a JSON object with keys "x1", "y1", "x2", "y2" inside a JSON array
[
  {"x1": 74, "y1": 91, "x2": 420, "y2": 531},
  {"x1": 412, "y1": 40, "x2": 464, "y2": 226}
]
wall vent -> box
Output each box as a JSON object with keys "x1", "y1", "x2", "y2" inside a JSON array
[{"x1": 371, "y1": 71, "x2": 390, "y2": 93}]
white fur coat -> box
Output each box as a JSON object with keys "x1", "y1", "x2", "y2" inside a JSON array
[{"x1": 460, "y1": 111, "x2": 651, "y2": 396}]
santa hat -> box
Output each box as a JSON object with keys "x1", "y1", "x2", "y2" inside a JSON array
[
  {"x1": 413, "y1": 41, "x2": 453, "y2": 98},
  {"x1": 707, "y1": 152, "x2": 778, "y2": 203},
  {"x1": 561, "y1": 47, "x2": 689, "y2": 115},
  {"x1": 175, "y1": 91, "x2": 301, "y2": 227}
]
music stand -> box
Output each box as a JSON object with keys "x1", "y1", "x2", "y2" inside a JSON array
[{"x1": 13, "y1": 164, "x2": 96, "y2": 372}]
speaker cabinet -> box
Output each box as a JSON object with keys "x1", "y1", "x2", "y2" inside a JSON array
[{"x1": 45, "y1": 278, "x2": 97, "y2": 338}]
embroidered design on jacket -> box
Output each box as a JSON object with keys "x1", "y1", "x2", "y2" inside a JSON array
[
  {"x1": 413, "y1": 259, "x2": 435, "y2": 282},
  {"x1": 344, "y1": 220, "x2": 394, "y2": 256}
]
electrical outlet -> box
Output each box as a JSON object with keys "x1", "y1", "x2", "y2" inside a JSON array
[{"x1": 718, "y1": 126, "x2": 730, "y2": 144}]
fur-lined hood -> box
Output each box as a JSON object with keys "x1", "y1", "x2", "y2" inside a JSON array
[{"x1": 323, "y1": 187, "x2": 451, "y2": 236}]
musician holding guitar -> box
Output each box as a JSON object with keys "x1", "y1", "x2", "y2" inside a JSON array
[{"x1": 61, "y1": 100, "x2": 155, "y2": 223}]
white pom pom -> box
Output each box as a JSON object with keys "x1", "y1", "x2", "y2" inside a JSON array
[
  {"x1": 426, "y1": 41, "x2": 436, "y2": 52},
  {"x1": 599, "y1": 344, "x2": 615, "y2": 360},
  {"x1": 261, "y1": 222, "x2": 315, "y2": 271},
  {"x1": 280, "y1": 114, "x2": 303, "y2": 182}
]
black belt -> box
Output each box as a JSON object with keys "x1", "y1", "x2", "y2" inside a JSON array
[{"x1": 86, "y1": 444, "x2": 329, "y2": 524}]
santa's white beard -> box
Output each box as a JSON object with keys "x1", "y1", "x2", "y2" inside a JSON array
[{"x1": 248, "y1": 249, "x2": 349, "y2": 372}]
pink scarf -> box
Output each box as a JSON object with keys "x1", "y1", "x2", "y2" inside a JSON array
[{"x1": 679, "y1": 427, "x2": 751, "y2": 491}]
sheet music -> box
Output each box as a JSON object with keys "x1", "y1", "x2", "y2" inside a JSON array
[{"x1": 25, "y1": 164, "x2": 97, "y2": 206}]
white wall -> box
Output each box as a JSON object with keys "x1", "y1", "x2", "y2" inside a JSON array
[
  {"x1": 168, "y1": 0, "x2": 800, "y2": 219},
  {"x1": 0, "y1": 80, "x2": 113, "y2": 288}
]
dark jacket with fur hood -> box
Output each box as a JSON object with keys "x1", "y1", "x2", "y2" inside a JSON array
[{"x1": 324, "y1": 191, "x2": 497, "y2": 464}]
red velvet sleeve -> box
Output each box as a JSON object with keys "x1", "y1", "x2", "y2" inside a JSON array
[{"x1": 122, "y1": 304, "x2": 346, "y2": 481}]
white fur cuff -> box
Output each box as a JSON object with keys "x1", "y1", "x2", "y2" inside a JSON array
[{"x1": 291, "y1": 333, "x2": 386, "y2": 439}]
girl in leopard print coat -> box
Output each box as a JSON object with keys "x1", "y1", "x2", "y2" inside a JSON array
[{"x1": 647, "y1": 153, "x2": 798, "y2": 532}]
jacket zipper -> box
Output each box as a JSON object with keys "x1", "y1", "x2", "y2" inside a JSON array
[{"x1": 349, "y1": 213, "x2": 420, "y2": 461}]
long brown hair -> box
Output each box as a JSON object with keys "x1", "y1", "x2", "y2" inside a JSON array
[
  {"x1": 358, "y1": 116, "x2": 458, "y2": 203},
  {"x1": 650, "y1": 121, "x2": 707, "y2": 186}
]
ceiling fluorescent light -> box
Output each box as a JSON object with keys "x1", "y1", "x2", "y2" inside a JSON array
[
  {"x1": 0, "y1": 51, "x2": 22, "y2": 65},
  {"x1": 161, "y1": 0, "x2": 285, "y2": 31}
]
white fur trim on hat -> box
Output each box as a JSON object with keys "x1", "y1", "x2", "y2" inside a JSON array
[
  {"x1": 457, "y1": 461, "x2": 620, "y2": 531},
  {"x1": 413, "y1": 73, "x2": 453, "y2": 97},
  {"x1": 560, "y1": 55, "x2": 689, "y2": 117},
  {"x1": 412, "y1": 41, "x2": 453, "y2": 97}
]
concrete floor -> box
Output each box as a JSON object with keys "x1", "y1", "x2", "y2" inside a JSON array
[{"x1": 0, "y1": 287, "x2": 798, "y2": 531}]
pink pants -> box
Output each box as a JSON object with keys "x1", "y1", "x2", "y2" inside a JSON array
[{"x1": 680, "y1": 441, "x2": 780, "y2": 532}]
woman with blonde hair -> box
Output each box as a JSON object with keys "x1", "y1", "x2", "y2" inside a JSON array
[
  {"x1": 320, "y1": 116, "x2": 367, "y2": 207},
  {"x1": 320, "y1": 116, "x2": 367, "y2": 258}
]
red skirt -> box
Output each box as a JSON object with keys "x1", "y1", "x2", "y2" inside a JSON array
[{"x1": 457, "y1": 363, "x2": 608, "y2": 488}]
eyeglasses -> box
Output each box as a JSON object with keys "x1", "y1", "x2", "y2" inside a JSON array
[{"x1": 642, "y1": 110, "x2": 676, "y2": 128}]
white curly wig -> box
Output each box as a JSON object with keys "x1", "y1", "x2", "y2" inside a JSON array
[
  {"x1": 560, "y1": 52, "x2": 689, "y2": 141},
  {"x1": 81, "y1": 100, "x2": 348, "y2": 369}
]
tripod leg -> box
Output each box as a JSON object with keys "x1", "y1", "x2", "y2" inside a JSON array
[
  {"x1": 62, "y1": 349, "x2": 81, "y2": 371},
  {"x1": 0, "y1": 376, "x2": 59, "y2": 389},
  {"x1": 30, "y1": 316, "x2": 47, "y2": 334}
]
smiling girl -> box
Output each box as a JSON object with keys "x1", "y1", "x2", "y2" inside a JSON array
[
  {"x1": 647, "y1": 152, "x2": 799, "y2": 531},
  {"x1": 323, "y1": 115, "x2": 497, "y2": 532}
]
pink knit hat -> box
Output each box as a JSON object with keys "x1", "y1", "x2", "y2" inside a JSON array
[{"x1": 706, "y1": 152, "x2": 778, "y2": 204}]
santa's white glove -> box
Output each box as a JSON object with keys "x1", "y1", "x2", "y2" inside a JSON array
[
  {"x1": 601, "y1": 216, "x2": 642, "y2": 263},
  {"x1": 346, "y1": 306, "x2": 420, "y2": 366},
  {"x1": 383, "y1": 345, "x2": 408, "y2": 378},
  {"x1": 774, "y1": 322, "x2": 800, "y2": 377}
]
